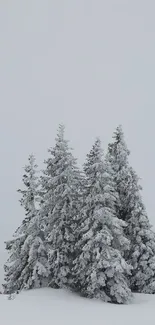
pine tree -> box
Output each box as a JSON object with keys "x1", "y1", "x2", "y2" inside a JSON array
[
  {"x1": 40, "y1": 125, "x2": 83, "y2": 289},
  {"x1": 73, "y1": 138, "x2": 132, "y2": 304},
  {"x1": 3, "y1": 155, "x2": 50, "y2": 294},
  {"x1": 108, "y1": 126, "x2": 155, "y2": 293},
  {"x1": 124, "y1": 167, "x2": 155, "y2": 293}
]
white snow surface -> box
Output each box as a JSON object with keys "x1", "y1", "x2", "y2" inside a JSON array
[{"x1": 0, "y1": 288, "x2": 155, "y2": 325}]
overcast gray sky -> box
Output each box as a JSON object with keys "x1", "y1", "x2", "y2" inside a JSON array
[{"x1": 0, "y1": 0, "x2": 155, "y2": 285}]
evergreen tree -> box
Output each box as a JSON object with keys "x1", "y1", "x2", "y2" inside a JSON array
[
  {"x1": 41, "y1": 125, "x2": 83, "y2": 289},
  {"x1": 124, "y1": 167, "x2": 155, "y2": 293},
  {"x1": 73, "y1": 139, "x2": 132, "y2": 304},
  {"x1": 3, "y1": 155, "x2": 49, "y2": 294},
  {"x1": 108, "y1": 126, "x2": 155, "y2": 293}
]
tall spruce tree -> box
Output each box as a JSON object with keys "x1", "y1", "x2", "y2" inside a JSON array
[
  {"x1": 73, "y1": 138, "x2": 132, "y2": 304},
  {"x1": 3, "y1": 155, "x2": 49, "y2": 294},
  {"x1": 40, "y1": 125, "x2": 83, "y2": 289},
  {"x1": 107, "y1": 126, "x2": 155, "y2": 293}
]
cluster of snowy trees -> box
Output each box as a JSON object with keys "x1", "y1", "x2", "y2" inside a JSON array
[{"x1": 3, "y1": 125, "x2": 155, "y2": 304}]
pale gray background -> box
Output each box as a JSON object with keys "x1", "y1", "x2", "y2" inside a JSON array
[{"x1": 0, "y1": 0, "x2": 155, "y2": 287}]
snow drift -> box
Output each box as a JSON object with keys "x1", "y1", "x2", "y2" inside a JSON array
[{"x1": 1, "y1": 288, "x2": 155, "y2": 325}]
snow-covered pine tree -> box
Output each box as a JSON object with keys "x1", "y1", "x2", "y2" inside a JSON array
[
  {"x1": 123, "y1": 167, "x2": 155, "y2": 293},
  {"x1": 73, "y1": 138, "x2": 132, "y2": 304},
  {"x1": 107, "y1": 125, "x2": 155, "y2": 293},
  {"x1": 107, "y1": 125, "x2": 130, "y2": 221},
  {"x1": 41, "y1": 125, "x2": 83, "y2": 289},
  {"x1": 3, "y1": 155, "x2": 50, "y2": 294}
]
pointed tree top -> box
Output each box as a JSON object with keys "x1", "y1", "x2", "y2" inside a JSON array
[
  {"x1": 28, "y1": 154, "x2": 37, "y2": 167},
  {"x1": 94, "y1": 137, "x2": 103, "y2": 158},
  {"x1": 84, "y1": 137, "x2": 104, "y2": 177},
  {"x1": 54, "y1": 124, "x2": 69, "y2": 150},
  {"x1": 95, "y1": 137, "x2": 101, "y2": 146},
  {"x1": 108, "y1": 125, "x2": 130, "y2": 157},
  {"x1": 113, "y1": 125, "x2": 124, "y2": 142},
  {"x1": 23, "y1": 154, "x2": 38, "y2": 177},
  {"x1": 57, "y1": 124, "x2": 65, "y2": 140},
  {"x1": 86, "y1": 137, "x2": 103, "y2": 161}
]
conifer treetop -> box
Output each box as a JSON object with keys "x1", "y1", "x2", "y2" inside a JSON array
[{"x1": 108, "y1": 125, "x2": 130, "y2": 167}]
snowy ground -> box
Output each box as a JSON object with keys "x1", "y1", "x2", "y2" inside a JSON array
[{"x1": 0, "y1": 288, "x2": 155, "y2": 325}]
